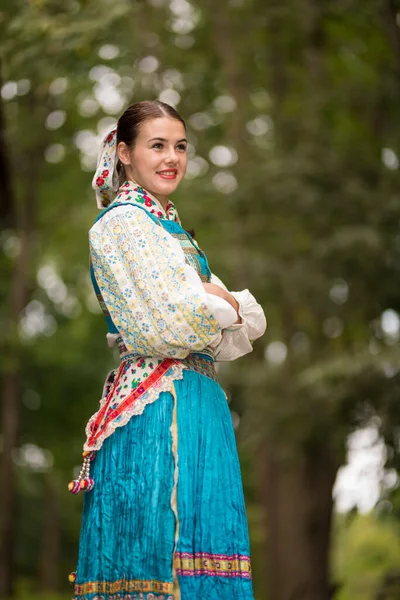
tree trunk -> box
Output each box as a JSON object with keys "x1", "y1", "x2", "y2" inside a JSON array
[
  {"x1": 0, "y1": 87, "x2": 39, "y2": 596},
  {"x1": 0, "y1": 74, "x2": 18, "y2": 598},
  {"x1": 260, "y1": 441, "x2": 339, "y2": 600},
  {"x1": 0, "y1": 229, "x2": 34, "y2": 596},
  {"x1": 0, "y1": 68, "x2": 14, "y2": 228},
  {"x1": 0, "y1": 372, "x2": 20, "y2": 597},
  {"x1": 38, "y1": 474, "x2": 61, "y2": 592},
  {"x1": 207, "y1": 0, "x2": 252, "y2": 290}
]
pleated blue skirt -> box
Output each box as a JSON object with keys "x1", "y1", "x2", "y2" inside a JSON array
[{"x1": 73, "y1": 368, "x2": 254, "y2": 600}]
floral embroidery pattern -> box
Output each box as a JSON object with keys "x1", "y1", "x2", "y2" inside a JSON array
[
  {"x1": 92, "y1": 129, "x2": 119, "y2": 207},
  {"x1": 116, "y1": 181, "x2": 181, "y2": 223},
  {"x1": 74, "y1": 578, "x2": 174, "y2": 597},
  {"x1": 175, "y1": 552, "x2": 252, "y2": 579}
]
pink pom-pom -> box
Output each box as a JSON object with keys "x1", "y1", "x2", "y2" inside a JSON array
[{"x1": 68, "y1": 480, "x2": 81, "y2": 495}]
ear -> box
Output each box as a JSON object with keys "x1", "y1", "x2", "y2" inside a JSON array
[{"x1": 117, "y1": 141, "x2": 131, "y2": 166}]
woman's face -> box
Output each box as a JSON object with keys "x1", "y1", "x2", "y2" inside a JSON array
[{"x1": 118, "y1": 116, "x2": 187, "y2": 204}]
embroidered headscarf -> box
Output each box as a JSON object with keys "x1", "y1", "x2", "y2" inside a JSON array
[{"x1": 92, "y1": 128, "x2": 119, "y2": 209}]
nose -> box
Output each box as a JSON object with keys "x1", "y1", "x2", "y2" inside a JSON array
[{"x1": 165, "y1": 147, "x2": 178, "y2": 164}]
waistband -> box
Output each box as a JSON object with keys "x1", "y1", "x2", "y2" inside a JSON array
[{"x1": 116, "y1": 337, "x2": 217, "y2": 382}]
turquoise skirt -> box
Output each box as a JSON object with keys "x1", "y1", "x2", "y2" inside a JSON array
[{"x1": 73, "y1": 368, "x2": 254, "y2": 599}]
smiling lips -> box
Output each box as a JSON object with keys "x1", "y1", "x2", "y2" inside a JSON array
[{"x1": 157, "y1": 169, "x2": 178, "y2": 180}]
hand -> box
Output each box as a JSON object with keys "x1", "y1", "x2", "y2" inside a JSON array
[
  {"x1": 203, "y1": 282, "x2": 242, "y2": 324},
  {"x1": 202, "y1": 282, "x2": 228, "y2": 298}
]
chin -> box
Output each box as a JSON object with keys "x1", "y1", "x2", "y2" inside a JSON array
[{"x1": 152, "y1": 178, "x2": 180, "y2": 195}]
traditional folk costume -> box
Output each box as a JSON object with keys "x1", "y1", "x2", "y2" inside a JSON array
[{"x1": 69, "y1": 129, "x2": 266, "y2": 600}]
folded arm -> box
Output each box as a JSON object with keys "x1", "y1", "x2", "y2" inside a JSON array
[{"x1": 207, "y1": 273, "x2": 267, "y2": 362}]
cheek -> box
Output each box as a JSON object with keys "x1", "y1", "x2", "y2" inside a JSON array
[
  {"x1": 181, "y1": 154, "x2": 188, "y2": 172},
  {"x1": 148, "y1": 152, "x2": 164, "y2": 170},
  {"x1": 131, "y1": 149, "x2": 155, "y2": 171}
]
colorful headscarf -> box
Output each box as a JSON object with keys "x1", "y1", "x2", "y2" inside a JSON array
[{"x1": 92, "y1": 128, "x2": 119, "y2": 209}]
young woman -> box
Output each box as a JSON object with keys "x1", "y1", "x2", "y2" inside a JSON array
[{"x1": 69, "y1": 100, "x2": 266, "y2": 600}]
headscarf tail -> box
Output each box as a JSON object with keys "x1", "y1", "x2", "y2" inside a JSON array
[{"x1": 92, "y1": 128, "x2": 119, "y2": 209}]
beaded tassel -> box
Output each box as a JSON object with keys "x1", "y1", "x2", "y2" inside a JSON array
[{"x1": 68, "y1": 451, "x2": 96, "y2": 494}]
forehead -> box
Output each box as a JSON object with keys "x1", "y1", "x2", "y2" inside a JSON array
[{"x1": 138, "y1": 116, "x2": 186, "y2": 140}]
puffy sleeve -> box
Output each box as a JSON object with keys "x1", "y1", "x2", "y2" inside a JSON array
[
  {"x1": 208, "y1": 273, "x2": 267, "y2": 362},
  {"x1": 89, "y1": 204, "x2": 237, "y2": 359}
]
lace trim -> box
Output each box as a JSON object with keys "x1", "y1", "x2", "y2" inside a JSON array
[{"x1": 83, "y1": 363, "x2": 185, "y2": 451}]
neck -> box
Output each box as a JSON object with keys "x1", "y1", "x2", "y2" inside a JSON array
[
  {"x1": 152, "y1": 194, "x2": 169, "y2": 210},
  {"x1": 127, "y1": 177, "x2": 169, "y2": 211}
]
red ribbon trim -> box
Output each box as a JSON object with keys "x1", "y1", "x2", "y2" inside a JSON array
[{"x1": 87, "y1": 358, "x2": 177, "y2": 446}]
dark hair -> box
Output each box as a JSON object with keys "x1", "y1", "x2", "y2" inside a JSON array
[{"x1": 116, "y1": 100, "x2": 186, "y2": 186}]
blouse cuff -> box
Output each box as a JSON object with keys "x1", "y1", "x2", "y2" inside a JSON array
[{"x1": 225, "y1": 289, "x2": 267, "y2": 340}]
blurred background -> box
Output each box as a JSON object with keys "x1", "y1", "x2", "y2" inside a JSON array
[{"x1": 2, "y1": 0, "x2": 400, "y2": 599}]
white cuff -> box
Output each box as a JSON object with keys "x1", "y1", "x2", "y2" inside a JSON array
[{"x1": 226, "y1": 289, "x2": 267, "y2": 340}]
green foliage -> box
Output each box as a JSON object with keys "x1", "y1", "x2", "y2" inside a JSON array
[{"x1": 333, "y1": 513, "x2": 400, "y2": 600}]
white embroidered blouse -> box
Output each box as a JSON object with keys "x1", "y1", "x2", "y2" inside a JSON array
[{"x1": 84, "y1": 182, "x2": 266, "y2": 450}]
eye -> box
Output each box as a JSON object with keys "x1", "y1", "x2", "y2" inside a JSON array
[
  {"x1": 152, "y1": 142, "x2": 163, "y2": 149},
  {"x1": 177, "y1": 143, "x2": 187, "y2": 152}
]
